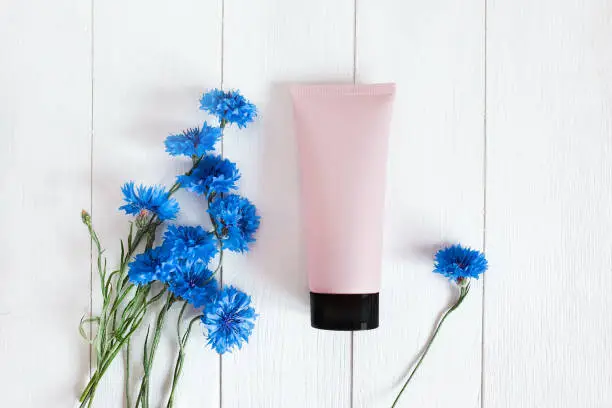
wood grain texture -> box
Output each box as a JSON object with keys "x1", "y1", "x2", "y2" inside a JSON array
[
  {"x1": 0, "y1": 0, "x2": 92, "y2": 406},
  {"x1": 4, "y1": 0, "x2": 612, "y2": 406},
  {"x1": 220, "y1": 0, "x2": 355, "y2": 406},
  {"x1": 352, "y1": 0, "x2": 485, "y2": 407},
  {"x1": 91, "y1": 0, "x2": 222, "y2": 406},
  {"x1": 484, "y1": 0, "x2": 612, "y2": 407}
]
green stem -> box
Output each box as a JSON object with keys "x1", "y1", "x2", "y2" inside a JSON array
[
  {"x1": 80, "y1": 220, "x2": 151, "y2": 403},
  {"x1": 205, "y1": 119, "x2": 228, "y2": 278},
  {"x1": 176, "y1": 302, "x2": 188, "y2": 345},
  {"x1": 109, "y1": 220, "x2": 154, "y2": 342},
  {"x1": 207, "y1": 193, "x2": 225, "y2": 277},
  {"x1": 86, "y1": 387, "x2": 96, "y2": 408},
  {"x1": 166, "y1": 315, "x2": 202, "y2": 408},
  {"x1": 160, "y1": 301, "x2": 187, "y2": 408},
  {"x1": 79, "y1": 306, "x2": 146, "y2": 405},
  {"x1": 114, "y1": 287, "x2": 149, "y2": 337},
  {"x1": 168, "y1": 153, "x2": 205, "y2": 195},
  {"x1": 135, "y1": 293, "x2": 175, "y2": 408},
  {"x1": 80, "y1": 286, "x2": 153, "y2": 405},
  {"x1": 391, "y1": 282, "x2": 471, "y2": 408},
  {"x1": 125, "y1": 337, "x2": 131, "y2": 408},
  {"x1": 145, "y1": 225, "x2": 158, "y2": 250},
  {"x1": 213, "y1": 245, "x2": 224, "y2": 275},
  {"x1": 125, "y1": 339, "x2": 132, "y2": 408}
]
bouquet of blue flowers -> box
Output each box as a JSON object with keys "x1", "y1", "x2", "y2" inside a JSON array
[{"x1": 79, "y1": 89, "x2": 259, "y2": 408}]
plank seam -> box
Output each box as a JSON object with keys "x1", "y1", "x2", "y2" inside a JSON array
[
  {"x1": 219, "y1": 1, "x2": 225, "y2": 407},
  {"x1": 480, "y1": 0, "x2": 488, "y2": 405},
  {"x1": 89, "y1": 0, "x2": 95, "y2": 381},
  {"x1": 351, "y1": 1, "x2": 357, "y2": 407}
]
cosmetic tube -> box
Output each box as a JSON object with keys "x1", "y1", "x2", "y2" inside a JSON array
[{"x1": 290, "y1": 83, "x2": 396, "y2": 331}]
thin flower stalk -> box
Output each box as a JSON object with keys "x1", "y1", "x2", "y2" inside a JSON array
[
  {"x1": 391, "y1": 282, "x2": 470, "y2": 408},
  {"x1": 135, "y1": 292, "x2": 175, "y2": 408},
  {"x1": 166, "y1": 314, "x2": 203, "y2": 408}
]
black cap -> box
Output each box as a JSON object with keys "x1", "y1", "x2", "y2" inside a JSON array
[{"x1": 310, "y1": 292, "x2": 379, "y2": 331}]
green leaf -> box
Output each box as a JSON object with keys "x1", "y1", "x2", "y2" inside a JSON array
[
  {"x1": 120, "y1": 240, "x2": 125, "y2": 263},
  {"x1": 143, "y1": 326, "x2": 151, "y2": 369},
  {"x1": 79, "y1": 315, "x2": 100, "y2": 344}
]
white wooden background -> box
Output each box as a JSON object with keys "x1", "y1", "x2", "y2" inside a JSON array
[{"x1": 1, "y1": 0, "x2": 611, "y2": 407}]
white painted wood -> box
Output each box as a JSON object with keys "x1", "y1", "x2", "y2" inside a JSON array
[
  {"x1": 5, "y1": 0, "x2": 612, "y2": 406},
  {"x1": 0, "y1": 1, "x2": 92, "y2": 406},
  {"x1": 353, "y1": 0, "x2": 485, "y2": 407},
  {"x1": 91, "y1": 0, "x2": 222, "y2": 406},
  {"x1": 484, "y1": 0, "x2": 612, "y2": 407},
  {"x1": 220, "y1": 0, "x2": 355, "y2": 406}
]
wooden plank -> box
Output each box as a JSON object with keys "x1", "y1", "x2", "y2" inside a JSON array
[
  {"x1": 484, "y1": 0, "x2": 612, "y2": 406},
  {"x1": 220, "y1": 0, "x2": 355, "y2": 406},
  {"x1": 0, "y1": 0, "x2": 92, "y2": 406},
  {"x1": 91, "y1": 0, "x2": 222, "y2": 406},
  {"x1": 353, "y1": 0, "x2": 486, "y2": 406}
]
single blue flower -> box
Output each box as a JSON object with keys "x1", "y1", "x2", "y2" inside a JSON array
[
  {"x1": 128, "y1": 246, "x2": 172, "y2": 285},
  {"x1": 164, "y1": 122, "x2": 222, "y2": 158},
  {"x1": 168, "y1": 260, "x2": 218, "y2": 308},
  {"x1": 433, "y1": 244, "x2": 488, "y2": 282},
  {"x1": 177, "y1": 155, "x2": 240, "y2": 197},
  {"x1": 162, "y1": 225, "x2": 218, "y2": 263},
  {"x1": 199, "y1": 89, "x2": 257, "y2": 128},
  {"x1": 119, "y1": 182, "x2": 179, "y2": 221},
  {"x1": 202, "y1": 286, "x2": 257, "y2": 354},
  {"x1": 208, "y1": 194, "x2": 260, "y2": 253}
]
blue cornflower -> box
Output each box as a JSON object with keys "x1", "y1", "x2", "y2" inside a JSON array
[
  {"x1": 202, "y1": 286, "x2": 257, "y2": 354},
  {"x1": 168, "y1": 260, "x2": 218, "y2": 308},
  {"x1": 119, "y1": 182, "x2": 179, "y2": 221},
  {"x1": 177, "y1": 155, "x2": 240, "y2": 197},
  {"x1": 128, "y1": 246, "x2": 172, "y2": 285},
  {"x1": 199, "y1": 89, "x2": 257, "y2": 128},
  {"x1": 208, "y1": 194, "x2": 260, "y2": 253},
  {"x1": 162, "y1": 225, "x2": 218, "y2": 263},
  {"x1": 433, "y1": 244, "x2": 488, "y2": 282},
  {"x1": 164, "y1": 122, "x2": 222, "y2": 158}
]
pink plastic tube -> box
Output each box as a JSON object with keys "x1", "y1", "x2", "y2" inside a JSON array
[{"x1": 290, "y1": 83, "x2": 396, "y2": 331}]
